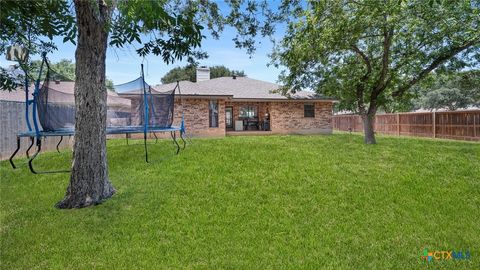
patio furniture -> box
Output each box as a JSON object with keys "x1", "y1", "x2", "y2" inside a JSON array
[
  {"x1": 246, "y1": 119, "x2": 259, "y2": 130},
  {"x1": 263, "y1": 119, "x2": 270, "y2": 131},
  {"x1": 235, "y1": 120, "x2": 244, "y2": 131}
]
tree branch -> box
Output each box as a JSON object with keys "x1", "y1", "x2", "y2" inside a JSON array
[
  {"x1": 371, "y1": 27, "x2": 394, "y2": 99},
  {"x1": 350, "y1": 45, "x2": 371, "y2": 115},
  {"x1": 367, "y1": 25, "x2": 394, "y2": 115},
  {"x1": 393, "y1": 38, "x2": 480, "y2": 97},
  {"x1": 351, "y1": 45, "x2": 371, "y2": 80},
  {"x1": 356, "y1": 84, "x2": 366, "y2": 115}
]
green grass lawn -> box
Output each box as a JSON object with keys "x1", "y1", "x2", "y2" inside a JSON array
[{"x1": 1, "y1": 134, "x2": 479, "y2": 269}]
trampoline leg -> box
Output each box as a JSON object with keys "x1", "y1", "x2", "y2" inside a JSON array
[
  {"x1": 27, "y1": 137, "x2": 70, "y2": 174},
  {"x1": 180, "y1": 132, "x2": 186, "y2": 150},
  {"x1": 9, "y1": 136, "x2": 21, "y2": 169},
  {"x1": 126, "y1": 133, "x2": 129, "y2": 145},
  {"x1": 144, "y1": 132, "x2": 149, "y2": 163},
  {"x1": 153, "y1": 132, "x2": 158, "y2": 144},
  {"x1": 28, "y1": 138, "x2": 42, "y2": 174},
  {"x1": 183, "y1": 132, "x2": 193, "y2": 144},
  {"x1": 56, "y1": 136, "x2": 63, "y2": 153},
  {"x1": 171, "y1": 131, "x2": 180, "y2": 155},
  {"x1": 26, "y1": 136, "x2": 34, "y2": 158}
]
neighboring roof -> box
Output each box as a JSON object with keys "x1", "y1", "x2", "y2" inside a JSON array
[
  {"x1": 0, "y1": 66, "x2": 29, "y2": 102},
  {"x1": 0, "y1": 84, "x2": 34, "y2": 102},
  {"x1": 0, "y1": 89, "x2": 28, "y2": 102},
  {"x1": 118, "y1": 76, "x2": 335, "y2": 101},
  {"x1": 0, "y1": 81, "x2": 130, "y2": 107},
  {"x1": 413, "y1": 106, "x2": 480, "y2": 112}
]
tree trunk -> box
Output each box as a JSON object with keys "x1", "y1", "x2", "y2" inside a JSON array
[
  {"x1": 56, "y1": 0, "x2": 114, "y2": 209},
  {"x1": 362, "y1": 113, "x2": 377, "y2": 144}
]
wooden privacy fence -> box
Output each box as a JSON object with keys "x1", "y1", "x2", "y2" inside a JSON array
[{"x1": 333, "y1": 110, "x2": 480, "y2": 142}]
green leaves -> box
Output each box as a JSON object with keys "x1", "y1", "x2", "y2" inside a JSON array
[
  {"x1": 161, "y1": 65, "x2": 246, "y2": 84},
  {"x1": 0, "y1": 67, "x2": 22, "y2": 92},
  {"x1": 271, "y1": 0, "x2": 480, "y2": 114},
  {"x1": 0, "y1": 0, "x2": 76, "y2": 91},
  {"x1": 109, "y1": 1, "x2": 205, "y2": 64},
  {"x1": 413, "y1": 70, "x2": 480, "y2": 111},
  {"x1": 0, "y1": 0, "x2": 76, "y2": 46}
]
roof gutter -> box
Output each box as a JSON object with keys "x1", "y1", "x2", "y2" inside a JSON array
[
  {"x1": 229, "y1": 98, "x2": 338, "y2": 102},
  {"x1": 175, "y1": 94, "x2": 233, "y2": 100}
]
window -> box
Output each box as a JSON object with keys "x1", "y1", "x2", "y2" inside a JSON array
[
  {"x1": 209, "y1": 100, "x2": 219, "y2": 127},
  {"x1": 304, "y1": 103, "x2": 315, "y2": 118},
  {"x1": 239, "y1": 106, "x2": 258, "y2": 118}
]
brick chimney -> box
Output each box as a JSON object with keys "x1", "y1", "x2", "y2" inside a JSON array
[{"x1": 196, "y1": 66, "x2": 210, "y2": 82}]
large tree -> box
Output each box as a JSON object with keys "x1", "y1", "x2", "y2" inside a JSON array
[
  {"x1": 59, "y1": 0, "x2": 210, "y2": 208},
  {"x1": 1, "y1": 0, "x2": 221, "y2": 208},
  {"x1": 1, "y1": 0, "x2": 277, "y2": 208},
  {"x1": 271, "y1": 0, "x2": 480, "y2": 144},
  {"x1": 161, "y1": 64, "x2": 246, "y2": 84}
]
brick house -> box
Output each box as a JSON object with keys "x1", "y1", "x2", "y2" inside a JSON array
[
  {"x1": 121, "y1": 67, "x2": 336, "y2": 137},
  {"x1": 2, "y1": 67, "x2": 336, "y2": 138}
]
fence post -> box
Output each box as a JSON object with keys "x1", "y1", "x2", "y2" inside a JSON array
[
  {"x1": 432, "y1": 112, "x2": 436, "y2": 138},
  {"x1": 396, "y1": 113, "x2": 400, "y2": 136},
  {"x1": 474, "y1": 114, "x2": 477, "y2": 138}
]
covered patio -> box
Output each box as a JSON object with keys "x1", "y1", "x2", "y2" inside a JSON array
[
  {"x1": 225, "y1": 101, "x2": 271, "y2": 132},
  {"x1": 226, "y1": 130, "x2": 273, "y2": 136}
]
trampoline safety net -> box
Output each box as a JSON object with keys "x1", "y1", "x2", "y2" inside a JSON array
[
  {"x1": 114, "y1": 77, "x2": 175, "y2": 128},
  {"x1": 36, "y1": 68, "x2": 175, "y2": 132}
]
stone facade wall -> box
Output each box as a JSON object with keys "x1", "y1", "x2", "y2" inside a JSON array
[
  {"x1": 127, "y1": 97, "x2": 333, "y2": 138},
  {"x1": 173, "y1": 98, "x2": 226, "y2": 137},
  {"x1": 126, "y1": 97, "x2": 226, "y2": 138},
  {"x1": 225, "y1": 100, "x2": 333, "y2": 135},
  {"x1": 269, "y1": 101, "x2": 333, "y2": 134}
]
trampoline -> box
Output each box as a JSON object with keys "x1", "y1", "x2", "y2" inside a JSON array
[{"x1": 9, "y1": 53, "x2": 186, "y2": 174}]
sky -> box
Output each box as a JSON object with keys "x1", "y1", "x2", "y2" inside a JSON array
[{"x1": 1, "y1": 26, "x2": 284, "y2": 86}]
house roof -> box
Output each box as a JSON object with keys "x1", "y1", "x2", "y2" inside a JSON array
[
  {"x1": 119, "y1": 76, "x2": 335, "y2": 101},
  {"x1": 1, "y1": 77, "x2": 334, "y2": 102}
]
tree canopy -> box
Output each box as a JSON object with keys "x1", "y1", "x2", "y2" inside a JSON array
[
  {"x1": 270, "y1": 0, "x2": 480, "y2": 143},
  {"x1": 29, "y1": 59, "x2": 115, "y2": 90},
  {"x1": 0, "y1": 0, "x2": 76, "y2": 91},
  {"x1": 30, "y1": 59, "x2": 75, "y2": 81},
  {"x1": 0, "y1": 0, "x2": 216, "y2": 91},
  {"x1": 0, "y1": 0, "x2": 76, "y2": 50},
  {"x1": 413, "y1": 70, "x2": 480, "y2": 111},
  {"x1": 161, "y1": 65, "x2": 246, "y2": 84}
]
